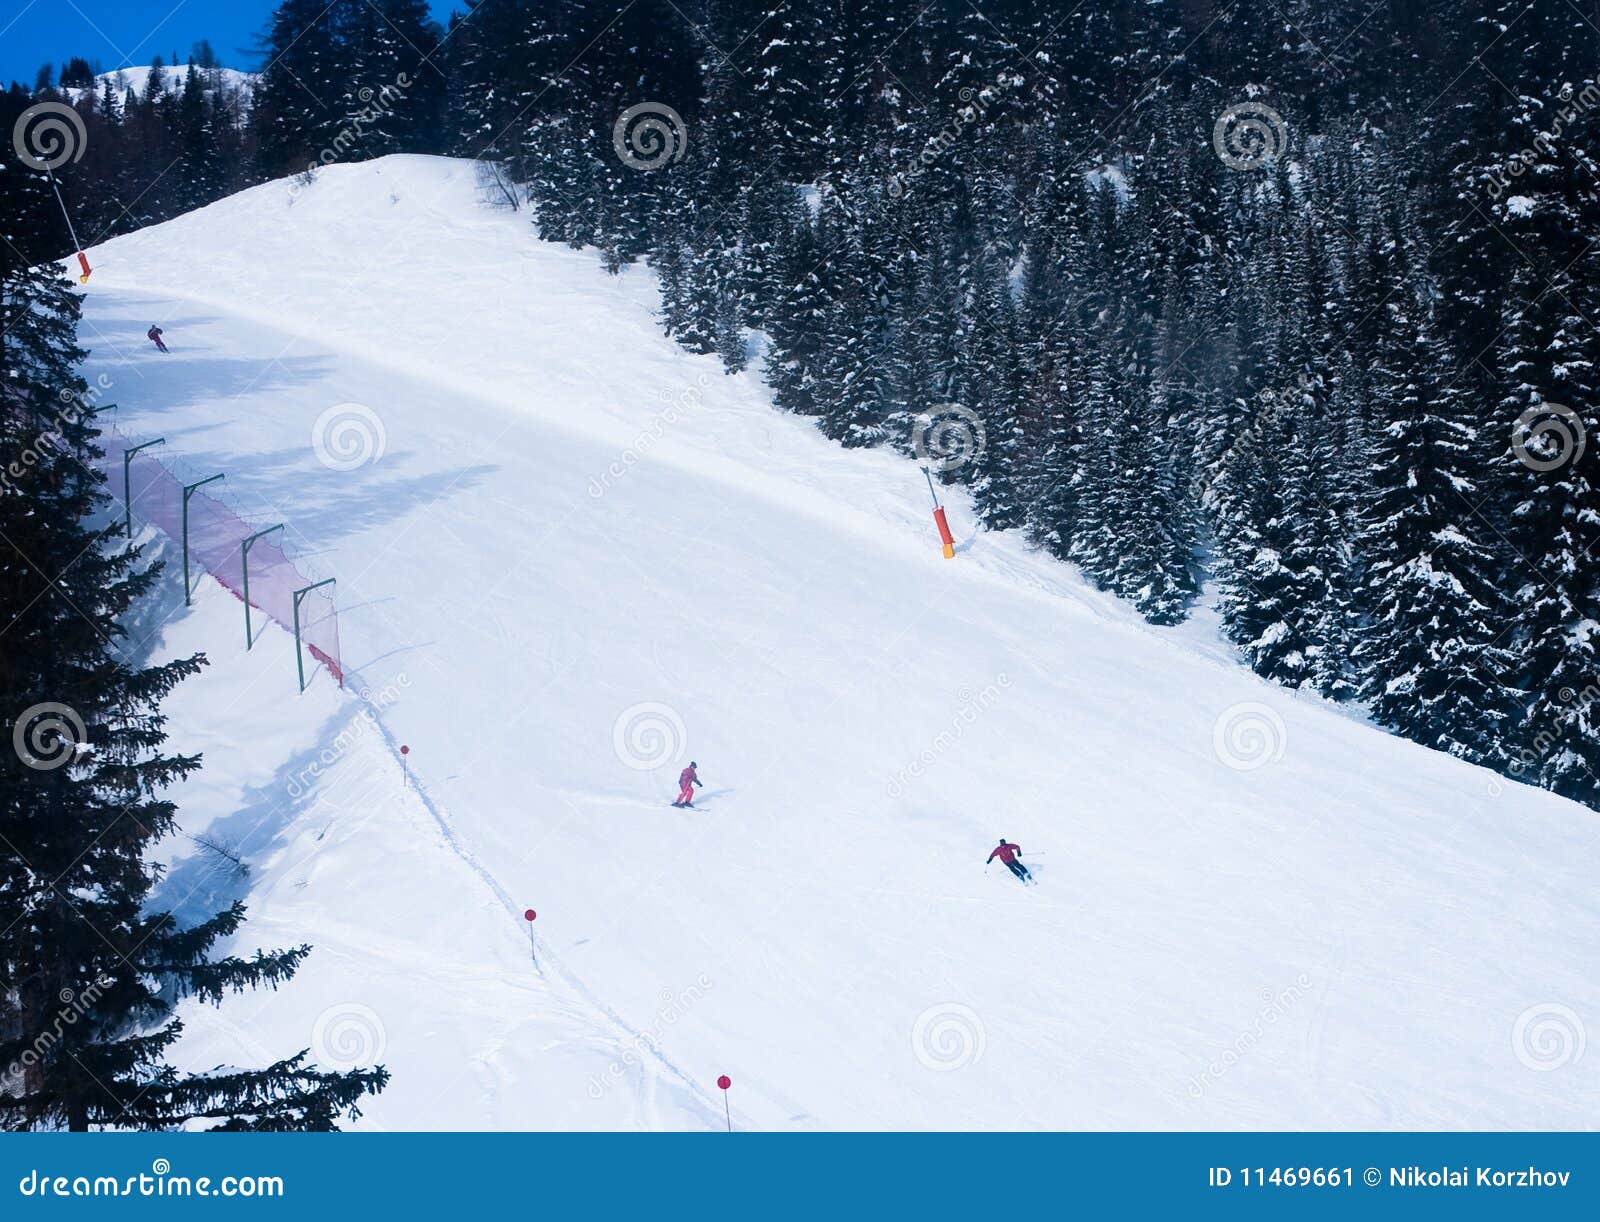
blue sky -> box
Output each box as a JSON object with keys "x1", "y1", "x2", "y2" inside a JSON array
[{"x1": 0, "y1": 0, "x2": 457, "y2": 87}]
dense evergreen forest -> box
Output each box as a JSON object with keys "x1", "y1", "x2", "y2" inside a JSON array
[{"x1": 6, "y1": 0, "x2": 1598, "y2": 814}]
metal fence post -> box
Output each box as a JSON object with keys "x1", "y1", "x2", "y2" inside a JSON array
[
  {"x1": 241, "y1": 524, "x2": 285, "y2": 649},
  {"x1": 292, "y1": 578, "x2": 337, "y2": 693},
  {"x1": 121, "y1": 438, "x2": 165, "y2": 543},
  {"x1": 180, "y1": 474, "x2": 225, "y2": 606}
]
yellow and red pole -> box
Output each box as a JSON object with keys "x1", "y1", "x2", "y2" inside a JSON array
[
  {"x1": 44, "y1": 167, "x2": 91, "y2": 283},
  {"x1": 923, "y1": 468, "x2": 955, "y2": 559}
]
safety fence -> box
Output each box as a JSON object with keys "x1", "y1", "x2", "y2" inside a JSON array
[{"x1": 97, "y1": 423, "x2": 343, "y2": 689}]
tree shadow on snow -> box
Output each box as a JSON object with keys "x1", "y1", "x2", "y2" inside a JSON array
[
  {"x1": 152, "y1": 697, "x2": 377, "y2": 930},
  {"x1": 279, "y1": 462, "x2": 500, "y2": 544},
  {"x1": 90, "y1": 353, "x2": 342, "y2": 416},
  {"x1": 107, "y1": 532, "x2": 199, "y2": 669}
]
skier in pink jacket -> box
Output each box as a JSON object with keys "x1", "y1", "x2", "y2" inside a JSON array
[{"x1": 673, "y1": 761, "x2": 701, "y2": 808}]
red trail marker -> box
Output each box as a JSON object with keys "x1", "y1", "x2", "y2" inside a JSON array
[
  {"x1": 717, "y1": 1075, "x2": 732, "y2": 1132},
  {"x1": 922, "y1": 468, "x2": 956, "y2": 559}
]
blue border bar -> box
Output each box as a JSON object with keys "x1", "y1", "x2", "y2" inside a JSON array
[{"x1": 1, "y1": 1134, "x2": 1594, "y2": 1218}]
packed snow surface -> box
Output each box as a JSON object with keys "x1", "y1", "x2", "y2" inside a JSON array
[{"x1": 77, "y1": 157, "x2": 1598, "y2": 1130}]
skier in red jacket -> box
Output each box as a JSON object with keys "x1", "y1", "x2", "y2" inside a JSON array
[
  {"x1": 673, "y1": 761, "x2": 701, "y2": 808},
  {"x1": 988, "y1": 838, "x2": 1032, "y2": 885},
  {"x1": 147, "y1": 324, "x2": 168, "y2": 353}
]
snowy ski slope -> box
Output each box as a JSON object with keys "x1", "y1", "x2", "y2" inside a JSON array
[{"x1": 77, "y1": 156, "x2": 1598, "y2": 1130}]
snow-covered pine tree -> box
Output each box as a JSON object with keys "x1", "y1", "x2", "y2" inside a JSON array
[
  {"x1": 1356, "y1": 209, "x2": 1516, "y2": 765},
  {"x1": 446, "y1": 0, "x2": 543, "y2": 167},
  {"x1": 173, "y1": 63, "x2": 226, "y2": 213},
  {"x1": 254, "y1": 0, "x2": 348, "y2": 178},
  {"x1": 812, "y1": 201, "x2": 892, "y2": 448},
  {"x1": 747, "y1": 1, "x2": 848, "y2": 185},
  {"x1": 763, "y1": 200, "x2": 832, "y2": 419},
  {"x1": 338, "y1": 0, "x2": 446, "y2": 160},
  {"x1": 1019, "y1": 158, "x2": 1094, "y2": 560},
  {"x1": 1490, "y1": 84, "x2": 1600, "y2": 805},
  {"x1": 965, "y1": 256, "x2": 1029, "y2": 531},
  {"x1": 713, "y1": 246, "x2": 750, "y2": 373},
  {"x1": 0, "y1": 258, "x2": 388, "y2": 1131}
]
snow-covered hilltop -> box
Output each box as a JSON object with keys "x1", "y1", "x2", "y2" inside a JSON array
[
  {"x1": 75, "y1": 156, "x2": 1599, "y2": 1130},
  {"x1": 72, "y1": 64, "x2": 256, "y2": 105}
]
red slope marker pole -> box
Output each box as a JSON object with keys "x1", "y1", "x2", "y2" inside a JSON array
[
  {"x1": 400, "y1": 744, "x2": 409, "y2": 786},
  {"x1": 923, "y1": 468, "x2": 956, "y2": 559},
  {"x1": 717, "y1": 1074, "x2": 732, "y2": 1132},
  {"x1": 524, "y1": 908, "x2": 537, "y2": 966},
  {"x1": 44, "y1": 167, "x2": 91, "y2": 283}
]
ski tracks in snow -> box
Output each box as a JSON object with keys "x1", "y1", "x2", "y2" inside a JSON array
[{"x1": 347, "y1": 676, "x2": 730, "y2": 1130}]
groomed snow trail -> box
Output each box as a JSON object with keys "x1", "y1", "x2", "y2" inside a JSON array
[
  {"x1": 85, "y1": 157, "x2": 1599, "y2": 1130},
  {"x1": 144, "y1": 566, "x2": 718, "y2": 1130}
]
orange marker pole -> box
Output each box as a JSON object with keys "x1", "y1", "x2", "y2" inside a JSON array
[
  {"x1": 44, "y1": 167, "x2": 91, "y2": 283},
  {"x1": 923, "y1": 468, "x2": 955, "y2": 559},
  {"x1": 933, "y1": 505, "x2": 955, "y2": 558}
]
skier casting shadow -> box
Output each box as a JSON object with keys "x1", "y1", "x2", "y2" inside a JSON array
[
  {"x1": 147, "y1": 324, "x2": 168, "y2": 353},
  {"x1": 673, "y1": 761, "x2": 702, "y2": 808},
  {"x1": 988, "y1": 838, "x2": 1033, "y2": 885}
]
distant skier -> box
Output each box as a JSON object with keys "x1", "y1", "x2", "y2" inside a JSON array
[
  {"x1": 673, "y1": 761, "x2": 702, "y2": 808},
  {"x1": 988, "y1": 838, "x2": 1032, "y2": 885},
  {"x1": 147, "y1": 324, "x2": 168, "y2": 353}
]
